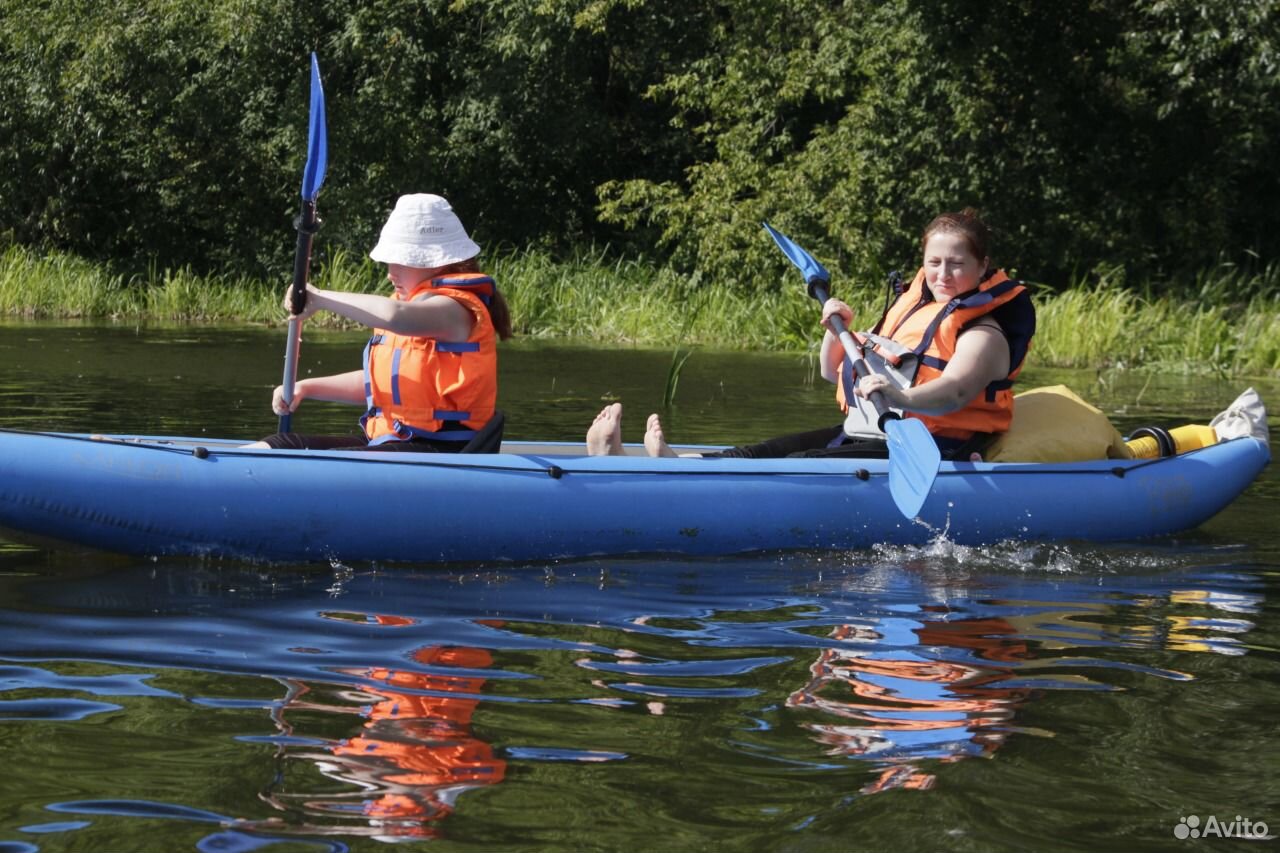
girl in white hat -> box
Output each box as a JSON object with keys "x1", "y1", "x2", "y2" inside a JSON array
[{"x1": 253, "y1": 194, "x2": 512, "y2": 452}]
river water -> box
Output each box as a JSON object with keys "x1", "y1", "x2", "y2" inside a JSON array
[{"x1": 0, "y1": 323, "x2": 1276, "y2": 853}]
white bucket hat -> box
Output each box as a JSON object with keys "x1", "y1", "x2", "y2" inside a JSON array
[{"x1": 368, "y1": 194, "x2": 481, "y2": 268}]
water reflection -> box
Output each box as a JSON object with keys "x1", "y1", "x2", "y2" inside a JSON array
[
  {"x1": 787, "y1": 613, "x2": 1033, "y2": 794},
  {"x1": 261, "y1": 614, "x2": 506, "y2": 840},
  {"x1": 0, "y1": 553, "x2": 1273, "y2": 851},
  {"x1": 766, "y1": 556, "x2": 1268, "y2": 797}
]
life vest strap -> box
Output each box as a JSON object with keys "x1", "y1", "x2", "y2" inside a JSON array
[
  {"x1": 863, "y1": 334, "x2": 904, "y2": 368},
  {"x1": 431, "y1": 275, "x2": 495, "y2": 305},
  {"x1": 910, "y1": 276, "x2": 1023, "y2": 358},
  {"x1": 984, "y1": 377, "x2": 1015, "y2": 402},
  {"x1": 361, "y1": 412, "x2": 479, "y2": 445},
  {"x1": 369, "y1": 334, "x2": 479, "y2": 355},
  {"x1": 362, "y1": 337, "x2": 377, "y2": 409},
  {"x1": 394, "y1": 418, "x2": 477, "y2": 442},
  {"x1": 390, "y1": 349, "x2": 404, "y2": 405},
  {"x1": 367, "y1": 426, "x2": 478, "y2": 446},
  {"x1": 361, "y1": 406, "x2": 474, "y2": 423},
  {"x1": 919, "y1": 354, "x2": 947, "y2": 371},
  {"x1": 433, "y1": 275, "x2": 495, "y2": 288}
]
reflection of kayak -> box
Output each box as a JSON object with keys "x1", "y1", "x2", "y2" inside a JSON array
[{"x1": 0, "y1": 428, "x2": 1269, "y2": 563}]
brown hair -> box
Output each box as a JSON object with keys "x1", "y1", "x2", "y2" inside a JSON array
[
  {"x1": 435, "y1": 258, "x2": 513, "y2": 340},
  {"x1": 921, "y1": 208, "x2": 992, "y2": 263}
]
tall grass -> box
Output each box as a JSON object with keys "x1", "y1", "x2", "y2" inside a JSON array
[
  {"x1": 2, "y1": 243, "x2": 1278, "y2": 375},
  {"x1": 490, "y1": 245, "x2": 878, "y2": 352},
  {"x1": 0, "y1": 244, "x2": 278, "y2": 323},
  {"x1": 1032, "y1": 261, "x2": 1280, "y2": 374}
]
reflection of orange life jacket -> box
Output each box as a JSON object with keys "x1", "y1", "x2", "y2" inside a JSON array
[
  {"x1": 914, "y1": 612, "x2": 1030, "y2": 664},
  {"x1": 361, "y1": 274, "x2": 498, "y2": 445},
  {"x1": 334, "y1": 645, "x2": 506, "y2": 789},
  {"x1": 837, "y1": 268, "x2": 1034, "y2": 440},
  {"x1": 337, "y1": 734, "x2": 504, "y2": 788}
]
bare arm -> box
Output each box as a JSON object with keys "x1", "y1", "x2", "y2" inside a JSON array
[
  {"x1": 272, "y1": 369, "x2": 365, "y2": 415},
  {"x1": 819, "y1": 329, "x2": 844, "y2": 384},
  {"x1": 819, "y1": 298, "x2": 854, "y2": 384},
  {"x1": 292, "y1": 285, "x2": 475, "y2": 341},
  {"x1": 863, "y1": 322, "x2": 1010, "y2": 416}
]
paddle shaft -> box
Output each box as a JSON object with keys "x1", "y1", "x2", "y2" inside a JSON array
[
  {"x1": 278, "y1": 199, "x2": 319, "y2": 433},
  {"x1": 811, "y1": 282, "x2": 900, "y2": 431},
  {"x1": 764, "y1": 222, "x2": 939, "y2": 518}
]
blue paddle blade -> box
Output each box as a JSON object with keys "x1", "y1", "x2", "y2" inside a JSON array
[
  {"x1": 301, "y1": 52, "x2": 327, "y2": 202},
  {"x1": 762, "y1": 222, "x2": 830, "y2": 288},
  {"x1": 883, "y1": 416, "x2": 941, "y2": 518}
]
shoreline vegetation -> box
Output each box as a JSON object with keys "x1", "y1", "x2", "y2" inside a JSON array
[{"x1": 2, "y1": 243, "x2": 1278, "y2": 376}]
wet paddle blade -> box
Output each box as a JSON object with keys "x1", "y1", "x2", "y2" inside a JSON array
[
  {"x1": 301, "y1": 52, "x2": 327, "y2": 202},
  {"x1": 762, "y1": 222, "x2": 830, "y2": 290},
  {"x1": 884, "y1": 416, "x2": 941, "y2": 519}
]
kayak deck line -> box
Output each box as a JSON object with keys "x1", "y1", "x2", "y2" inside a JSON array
[
  {"x1": 56, "y1": 440, "x2": 1162, "y2": 482},
  {"x1": 66, "y1": 434, "x2": 891, "y2": 480},
  {"x1": 0, "y1": 426, "x2": 1246, "y2": 482}
]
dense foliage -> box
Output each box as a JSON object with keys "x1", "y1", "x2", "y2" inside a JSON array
[{"x1": 1, "y1": 0, "x2": 1276, "y2": 290}]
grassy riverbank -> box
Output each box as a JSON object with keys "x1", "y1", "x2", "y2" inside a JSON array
[{"x1": 2, "y1": 243, "x2": 1278, "y2": 374}]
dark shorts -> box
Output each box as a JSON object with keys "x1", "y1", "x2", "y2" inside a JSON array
[{"x1": 702, "y1": 424, "x2": 992, "y2": 460}]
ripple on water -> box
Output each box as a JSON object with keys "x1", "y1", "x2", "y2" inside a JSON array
[{"x1": 0, "y1": 545, "x2": 1274, "y2": 850}]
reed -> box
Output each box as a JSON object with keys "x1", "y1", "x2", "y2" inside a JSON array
[
  {"x1": 0, "y1": 245, "x2": 279, "y2": 323},
  {"x1": 2, "y1": 243, "x2": 1277, "y2": 375},
  {"x1": 1032, "y1": 262, "x2": 1280, "y2": 374},
  {"x1": 662, "y1": 347, "x2": 694, "y2": 407}
]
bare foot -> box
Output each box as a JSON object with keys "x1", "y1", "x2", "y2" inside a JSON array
[
  {"x1": 586, "y1": 403, "x2": 624, "y2": 456},
  {"x1": 644, "y1": 413, "x2": 679, "y2": 458}
]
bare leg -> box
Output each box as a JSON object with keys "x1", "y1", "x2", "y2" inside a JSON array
[
  {"x1": 643, "y1": 413, "x2": 679, "y2": 458},
  {"x1": 586, "y1": 403, "x2": 624, "y2": 456}
]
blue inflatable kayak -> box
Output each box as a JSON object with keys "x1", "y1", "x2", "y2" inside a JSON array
[{"x1": 0, "y1": 428, "x2": 1269, "y2": 563}]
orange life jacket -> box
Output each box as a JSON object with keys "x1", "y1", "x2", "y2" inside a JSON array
[
  {"x1": 837, "y1": 268, "x2": 1034, "y2": 440},
  {"x1": 361, "y1": 274, "x2": 499, "y2": 445}
]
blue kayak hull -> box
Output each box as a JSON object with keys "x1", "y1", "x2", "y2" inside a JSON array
[{"x1": 0, "y1": 430, "x2": 1269, "y2": 563}]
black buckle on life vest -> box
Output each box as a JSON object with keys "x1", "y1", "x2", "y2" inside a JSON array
[{"x1": 984, "y1": 378, "x2": 1014, "y2": 402}]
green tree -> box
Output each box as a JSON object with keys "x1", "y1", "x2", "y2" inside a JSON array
[
  {"x1": 0, "y1": 0, "x2": 320, "y2": 272},
  {"x1": 1, "y1": 0, "x2": 1275, "y2": 289},
  {"x1": 0, "y1": 0, "x2": 701, "y2": 275},
  {"x1": 599, "y1": 0, "x2": 1280, "y2": 290}
]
